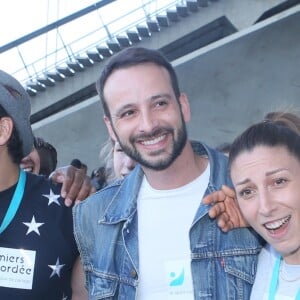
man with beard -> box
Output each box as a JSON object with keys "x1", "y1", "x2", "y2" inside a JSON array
[{"x1": 73, "y1": 47, "x2": 264, "y2": 299}]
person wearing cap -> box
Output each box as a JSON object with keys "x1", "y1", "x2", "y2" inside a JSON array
[
  {"x1": 19, "y1": 137, "x2": 95, "y2": 206},
  {"x1": 0, "y1": 70, "x2": 87, "y2": 299},
  {"x1": 20, "y1": 137, "x2": 58, "y2": 177}
]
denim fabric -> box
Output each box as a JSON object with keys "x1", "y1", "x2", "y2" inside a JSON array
[{"x1": 73, "y1": 141, "x2": 264, "y2": 300}]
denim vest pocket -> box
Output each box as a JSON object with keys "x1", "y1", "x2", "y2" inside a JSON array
[
  {"x1": 223, "y1": 255, "x2": 257, "y2": 284},
  {"x1": 221, "y1": 255, "x2": 257, "y2": 300},
  {"x1": 87, "y1": 271, "x2": 118, "y2": 300}
]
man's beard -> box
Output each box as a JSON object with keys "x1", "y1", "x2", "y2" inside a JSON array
[{"x1": 115, "y1": 122, "x2": 188, "y2": 171}]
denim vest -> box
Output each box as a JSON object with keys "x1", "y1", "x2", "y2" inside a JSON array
[{"x1": 73, "y1": 141, "x2": 264, "y2": 300}]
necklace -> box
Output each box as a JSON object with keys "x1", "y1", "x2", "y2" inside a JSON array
[
  {"x1": 269, "y1": 255, "x2": 300, "y2": 300},
  {"x1": 280, "y1": 260, "x2": 300, "y2": 282}
]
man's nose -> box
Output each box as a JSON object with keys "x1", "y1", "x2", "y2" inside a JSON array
[{"x1": 138, "y1": 109, "x2": 158, "y2": 133}]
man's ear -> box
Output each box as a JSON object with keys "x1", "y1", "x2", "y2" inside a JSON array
[
  {"x1": 179, "y1": 93, "x2": 191, "y2": 123},
  {"x1": 103, "y1": 115, "x2": 117, "y2": 141},
  {"x1": 0, "y1": 117, "x2": 13, "y2": 146}
]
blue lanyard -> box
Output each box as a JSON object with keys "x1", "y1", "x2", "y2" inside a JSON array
[
  {"x1": 0, "y1": 169, "x2": 26, "y2": 234},
  {"x1": 269, "y1": 255, "x2": 300, "y2": 300}
]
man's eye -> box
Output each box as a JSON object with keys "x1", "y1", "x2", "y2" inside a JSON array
[
  {"x1": 120, "y1": 110, "x2": 134, "y2": 118},
  {"x1": 155, "y1": 100, "x2": 167, "y2": 107}
]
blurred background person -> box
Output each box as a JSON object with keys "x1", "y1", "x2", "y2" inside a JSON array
[
  {"x1": 90, "y1": 166, "x2": 107, "y2": 191},
  {"x1": 113, "y1": 140, "x2": 136, "y2": 179},
  {"x1": 91, "y1": 138, "x2": 136, "y2": 190},
  {"x1": 20, "y1": 138, "x2": 95, "y2": 205}
]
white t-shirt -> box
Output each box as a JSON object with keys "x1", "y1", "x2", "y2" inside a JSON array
[
  {"x1": 251, "y1": 244, "x2": 300, "y2": 300},
  {"x1": 136, "y1": 165, "x2": 210, "y2": 300}
]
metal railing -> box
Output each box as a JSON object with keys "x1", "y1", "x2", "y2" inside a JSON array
[{"x1": 0, "y1": 0, "x2": 181, "y2": 87}]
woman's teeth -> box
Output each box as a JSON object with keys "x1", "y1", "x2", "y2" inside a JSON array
[{"x1": 264, "y1": 215, "x2": 291, "y2": 230}]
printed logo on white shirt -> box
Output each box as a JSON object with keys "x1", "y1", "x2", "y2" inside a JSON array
[{"x1": 165, "y1": 259, "x2": 193, "y2": 299}]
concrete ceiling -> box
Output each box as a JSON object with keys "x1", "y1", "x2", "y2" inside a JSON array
[
  {"x1": 175, "y1": 5, "x2": 300, "y2": 146},
  {"x1": 32, "y1": 2, "x2": 300, "y2": 172}
]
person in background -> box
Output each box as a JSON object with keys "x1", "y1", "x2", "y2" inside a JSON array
[
  {"x1": 73, "y1": 46, "x2": 263, "y2": 299},
  {"x1": 20, "y1": 137, "x2": 57, "y2": 177},
  {"x1": 113, "y1": 140, "x2": 136, "y2": 178},
  {"x1": 91, "y1": 138, "x2": 136, "y2": 190},
  {"x1": 228, "y1": 119, "x2": 300, "y2": 299},
  {"x1": 0, "y1": 69, "x2": 87, "y2": 299},
  {"x1": 19, "y1": 142, "x2": 95, "y2": 207},
  {"x1": 96, "y1": 138, "x2": 114, "y2": 183},
  {"x1": 101, "y1": 138, "x2": 137, "y2": 181},
  {"x1": 90, "y1": 166, "x2": 107, "y2": 191},
  {"x1": 35, "y1": 137, "x2": 57, "y2": 176}
]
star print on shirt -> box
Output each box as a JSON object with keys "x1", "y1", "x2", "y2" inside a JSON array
[
  {"x1": 23, "y1": 215, "x2": 44, "y2": 235},
  {"x1": 49, "y1": 257, "x2": 65, "y2": 278},
  {"x1": 42, "y1": 188, "x2": 61, "y2": 206}
]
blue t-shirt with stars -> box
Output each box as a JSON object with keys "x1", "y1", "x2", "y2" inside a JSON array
[{"x1": 0, "y1": 172, "x2": 79, "y2": 299}]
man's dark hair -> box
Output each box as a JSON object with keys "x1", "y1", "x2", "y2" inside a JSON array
[
  {"x1": 34, "y1": 137, "x2": 58, "y2": 177},
  {"x1": 0, "y1": 104, "x2": 23, "y2": 164},
  {"x1": 96, "y1": 47, "x2": 181, "y2": 119}
]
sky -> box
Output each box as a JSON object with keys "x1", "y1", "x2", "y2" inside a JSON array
[
  {"x1": 0, "y1": 0, "x2": 102, "y2": 83},
  {"x1": 0, "y1": 0, "x2": 177, "y2": 85},
  {"x1": 0, "y1": 0, "x2": 99, "y2": 45}
]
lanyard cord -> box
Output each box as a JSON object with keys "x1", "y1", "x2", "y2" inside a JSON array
[
  {"x1": 269, "y1": 255, "x2": 300, "y2": 300},
  {"x1": 0, "y1": 169, "x2": 26, "y2": 234}
]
